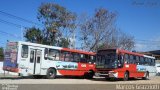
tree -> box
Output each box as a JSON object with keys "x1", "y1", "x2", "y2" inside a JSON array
[
  {"x1": 24, "y1": 3, "x2": 76, "y2": 47},
  {"x1": 0, "y1": 47, "x2": 4, "y2": 61},
  {"x1": 99, "y1": 29, "x2": 135, "y2": 50},
  {"x1": 37, "y1": 3, "x2": 76, "y2": 46},
  {"x1": 80, "y1": 8, "x2": 116, "y2": 51},
  {"x1": 79, "y1": 8, "x2": 134, "y2": 51},
  {"x1": 58, "y1": 38, "x2": 70, "y2": 48},
  {"x1": 24, "y1": 27, "x2": 43, "y2": 44}
]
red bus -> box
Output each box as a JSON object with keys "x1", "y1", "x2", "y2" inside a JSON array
[
  {"x1": 3, "y1": 41, "x2": 96, "y2": 79},
  {"x1": 95, "y1": 49, "x2": 156, "y2": 80}
]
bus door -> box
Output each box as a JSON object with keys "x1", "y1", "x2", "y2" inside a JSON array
[{"x1": 29, "y1": 48, "x2": 42, "y2": 75}]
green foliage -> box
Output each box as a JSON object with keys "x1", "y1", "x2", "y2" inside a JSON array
[
  {"x1": 59, "y1": 38, "x2": 70, "y2": 48},
  {"x1": 38, "y1": 3, "x2": 76, "y2": 30},
  {"x1": 24, "y1": 27, "x2": 43, "y2": 43},
  {"x1": 24, "y1": 3, "x2": 76, "y2": 47}
]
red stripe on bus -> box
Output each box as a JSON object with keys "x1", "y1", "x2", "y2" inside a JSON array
[
  {"x1": 62, "y1": 48, "x2": 96, "y2": 55},
  {"x1": 3, "y1": 67, "x2": 19, "y2": 72}
]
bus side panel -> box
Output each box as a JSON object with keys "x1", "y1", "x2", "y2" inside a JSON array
[
  {"x1": 56, "y1": 62, "x2": 95, "y2": 76},
  {"x1": 116, "y1": 64, "x2": 141, "y2": 78},
  {"x1": 145, "y1": 66, "x2": 156, "y2": 77},
  {"x1": 56, "y1": 62, "x2": 81, "y2": 76},
  {"x1": 136, "y1": 65, "x2": 146, "y2": 77},
  {"x1": 128, "y1": 64, "x2": 138, "y2": 77}
]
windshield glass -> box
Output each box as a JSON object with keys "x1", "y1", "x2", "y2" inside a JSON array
[{"x1": 96, "y1": 50, "x2": 118, "y2": 69}]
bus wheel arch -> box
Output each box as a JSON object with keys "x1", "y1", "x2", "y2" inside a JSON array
[
  {"x1": 123, "y1": 70, "x2": 129, "y2": 81},
  {"x1": 143, "y1": 71, "x2": 149, "y2": 80},
  {"x1": 46, "y1": 67, "x2": 57, "y2": 79},
  {"x1": 84, "y1": 69, "x2": 95, "y2": 79}
]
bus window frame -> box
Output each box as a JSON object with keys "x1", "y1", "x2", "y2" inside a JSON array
[
  {"x1": 80, "y1": 54, "x2": 87, "y2": 63},
  {"x1": 60, "y1": 51, "x2": 71, "y2": 62},
  {"x1": 70, "y1": 52, "x2": 80, "y2": 62},
  {"x1": 21, "y1": 45, "x2": 28, "y2": 58},
  {"x1": 46, "y1": 48, "x2": 60, "y2": 61},
  {"x1": 117, "y1": 54, "x2": 124, "y2": 68},
  {"x1": 140, "y1": 57, "x2": 144, "y2": 65},
  {"x1": 124, "y1": 54, "x2": 129, "y2": 64},
  {"x1": 136, "y1": 56, "x2": 140, "y2": 64}
]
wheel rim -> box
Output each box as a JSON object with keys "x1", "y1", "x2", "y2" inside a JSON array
[
  {"x1": 49, "y1": 70, "x2": 55, "y2": 78},
  {"x1": 124, "y1": 73, "x2": 128, "y2": 80}
]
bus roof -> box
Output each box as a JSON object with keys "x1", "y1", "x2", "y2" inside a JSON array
[
  {"x1": 118, "y1": 49, "x2": 155, "y2": 59},
  {"x1": 98, "y1": 48, "x2": 155, "y2": 59},
  {"x1": 117, "y1": 49, "x2": 144, "y2": 56},
  {"x1": 17, "y1": 41, "x2": 95, "y2": 55},
  {"x1": 62, "y1": 48, "x2": 95, "y2": 55}
]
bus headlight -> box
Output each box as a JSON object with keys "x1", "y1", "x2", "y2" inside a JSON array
[{"x1": 109, "y1": 71, "x2": 118, "y2": 78}]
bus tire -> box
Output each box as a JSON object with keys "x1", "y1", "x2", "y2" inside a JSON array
[
  {"x1": 46, "y1": 68, "x2": 56, "y2": 79},
  {"x1": 84, "y1": 71, "x2": 94, "y2": 79},
  {"x1": 142, "y1": 72, "x2": 149, "y2": 80},
  {"x1": 123, "y1": 72, "x2": 129, "y2": 81}
]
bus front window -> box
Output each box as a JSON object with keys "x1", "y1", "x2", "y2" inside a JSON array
[{"x1": 96, "y1": 50, "x2": 118, "y2": 69}]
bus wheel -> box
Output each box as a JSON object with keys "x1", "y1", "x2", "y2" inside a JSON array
[
  {"x1": 142, "y1": 72, "x2": 149, "y2": 80},
  {"x1": 46, "y1": 68, "x2": 56, "y2": 79},
  {"x1": 84, "y1": 71, "x2": 94, "y2": 79},
  {"x1": 123, "y1": 72, "x2": 129, "y2": 81}
]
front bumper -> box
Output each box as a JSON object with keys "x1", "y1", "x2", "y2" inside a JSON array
[{"x1": 95, "y1": 71, "x2": 118, "y2": 78}]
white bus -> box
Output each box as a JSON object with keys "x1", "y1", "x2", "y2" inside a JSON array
[{"x1": 3, "y1": 41, "x2": 96, "y2": 79}]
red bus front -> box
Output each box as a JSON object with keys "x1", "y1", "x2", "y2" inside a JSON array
[
  {"x1": 95, "y1": 49, "x2": 119, "y2": 78},
  {"x1": 95, "y1": 49, "x2": 153, "y2": 80}
]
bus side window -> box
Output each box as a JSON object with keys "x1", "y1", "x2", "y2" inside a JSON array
[
  {"x1": 140, "y1": 57, "x2": 144, "y2": 65},
  {"x1": 151, "y1": 59, "x2": 155, "y2": 66},
  {"x1": 87, "y1": 55, "x2": 92, "y2": 64},
  {"x1": 80, "y1": 54, "x2": 87, "y2": 63},
  {"x1": 130, "y1": 55, "x2": 134, "y2": 64},
  {"x1": 55, "y1": 50, "x2": 60, "y2": 60},
  {"x1": 89, "y1": 55, "x2": 95, "y2": 64},
  {"x1": 71, "y1": 53, "x2": 80, "y2": 62},
  {"x1": 133, "y1": 55, "x2": 136, "y2": 64},
  {"x1": 148, "y1": 58, "x2": 152, "y2": 66},
  {"x1": 48, "y1": 49, "x2": 60, "y2": 60},
  {"x1": 124, "y1": 54, "x2": 129, "y2": 64},
  {"x1": 136, "y1": 56, "x2": 140, "y2": 64},
  {"x1": 118, "y1": 54, "x2": 124, "y2": 67},
  {"x1": 145, "y1": 58, "x2": 148, "y2": 65},
  {"x1": 74, "y1": 53, "x2": 80, "y2": 62},
  {"x1": 60, "y1": 51, "x2": 65, "y2": 61},
  {"x1": 62, "y1": 51, "x2": 70, "y2": 62},
  {"x1": 21, "y1": 45, "x2": 28, "y2": 58}
]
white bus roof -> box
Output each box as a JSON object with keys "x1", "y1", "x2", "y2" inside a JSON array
[
  {"x1": 143, "y1": 55, "x2": 155, "y2": 59},
  {"x1": 18, "y1": 41, "x2": 62, "y2": 50}
]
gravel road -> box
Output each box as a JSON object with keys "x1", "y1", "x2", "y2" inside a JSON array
[{"x1": 0, "y1": 76, "x2": 159, "y2": 84}]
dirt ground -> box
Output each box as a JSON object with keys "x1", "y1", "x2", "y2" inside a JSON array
[{"x1": 0, "y1": 75, "x2": 159, "y2": 84}]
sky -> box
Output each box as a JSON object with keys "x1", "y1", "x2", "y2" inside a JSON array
[{"x1": 0, "y1": 0, "x2": 160, "y2": 51}]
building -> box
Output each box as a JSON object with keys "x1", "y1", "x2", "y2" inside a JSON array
[{"x1": 140, "y1": 50, "x2": 160, "y2": 63}]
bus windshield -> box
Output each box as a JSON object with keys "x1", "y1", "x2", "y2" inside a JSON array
[{"x1": 96, "y1": 50, "x2": 118, "y2": 69}]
